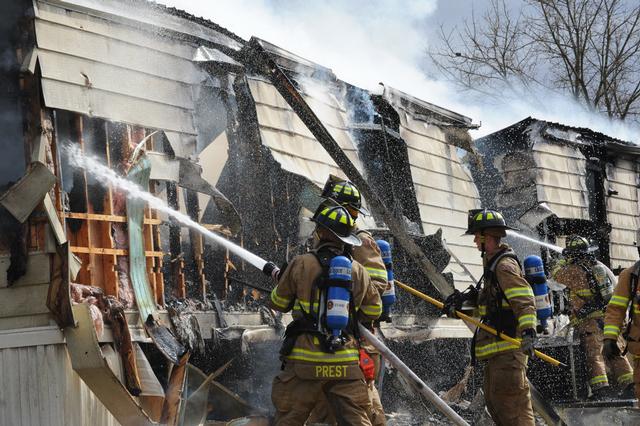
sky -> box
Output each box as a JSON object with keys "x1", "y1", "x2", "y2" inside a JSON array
[{"x1": 157, "y1": 0, "x2": 640, "y2": 142}]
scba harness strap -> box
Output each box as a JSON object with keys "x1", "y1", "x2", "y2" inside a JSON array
[{"x1": 483, "y1": 248, "x2": 521, "y2": 338}]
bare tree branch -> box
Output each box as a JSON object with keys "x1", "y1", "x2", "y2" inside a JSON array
[{"x1": 429, "y1": 0, "x2": 640, "y2": 124}]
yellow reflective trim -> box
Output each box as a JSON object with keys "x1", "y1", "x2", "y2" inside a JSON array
[
  {"x1": 320, "y1": 207, "x2": 330, "y2": 216},
  {"x1": 334, "y1": 184, "x2": 344, "y2": 192},
  {"x1": 287, "y1": 348, "x2": 359, "y2": 363},
  {"x1": 609, "y1": 298, "x2": 629, "y2": 308},
  {"x1": 360, "y1": 304, "x2": 382, "y2": 316},
  {"x1": 343, "y1": 186, "x2": 352, "y2": 195},
  {"x1": 293, "y1": 301, "x2": 319, "y2": 314},
  {"x1": 618, "y1": 372, "x2": 634, "y2": 384},
  {"x1": 478, "y1": 305, "x2": 487, "y2": 316},
  {"x1": 589, "y1": 375, "x2": 608, "y2": 385},
  {"x1": 353, "y1": 188, "x2": 359, "y2": 197},
  {"x1": 474, "y1": 341, "x2": 519, "y2": 358},
  {"x1": 603, "y1": 325, "x2": 620, "y2": 334},
  {"x1": 328, "y1": 211, "x2": 338, "y2": 220},
  {"x1": 575, "y1": 289, "x2": 593, "y2": 296},
  {"x1": 365, "y1": 267, "x2": 388, "y2": 280},
  {"x1": 518, "y1": 314, "x2": 537, "y2": 328},
  {"x1": 339, "y1": 214, "x2": 348, "y2": 224},
  {"x1": 270, "y1": 288, "x2": 292, "y2": 309},
  {"x1": 504, "y1": 287, "x2": 534, "y2": 299},
  {"x1": 486, "y1": 212, "x2": 494, "y2": 220},
  {"x1": 611, "y1": 295, "x2": 629, "y2": 303}
]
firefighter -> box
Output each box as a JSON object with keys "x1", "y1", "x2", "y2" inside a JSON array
[
  {"x1": 602, "y1": 260, "x2": 640, "y2": 400},
  {"x1": 443, "y1": 209, "x2": 536, "y2": 426},
  {"x1": 319, "y1": 179, "x2": 388, "y2": 426},
  {"x1": 264, "y1": 204, "x2": 382, "y2": 425},
  {"x1": 553, "y1": 235, "x2": 633, "y2": 398}
]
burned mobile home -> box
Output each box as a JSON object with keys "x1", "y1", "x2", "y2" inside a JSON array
[
  {"x1": 0, "y1": 0, "x2": 487, "y2": 424},
  {"x1": 473, "y1": 117, "x2": 640, "y2": 273},
  {"x1": 472, "y1": 118, "x2": 640, "y2": 405}
]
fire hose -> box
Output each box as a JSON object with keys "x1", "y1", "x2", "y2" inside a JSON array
[
  {"x1": 395, "y1": 280, "x2": 567, "y2": 368},
  {"x1": 359, "y1": 325, "x2": 470, "y2": 426}
]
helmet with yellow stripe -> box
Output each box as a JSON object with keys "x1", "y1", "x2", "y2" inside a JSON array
[
  {"x1": 562, "y1": 235, "x2": 595, "y2": 257},
  {"x1": 464, "y1": 208, "x2": 515, "y2": 237},
  {"x1": 321, "y1": 178, "x2": 370, "y2": 216},
  {"x1": 311, "y1": 204, "x2": 362, "y2": 246}
]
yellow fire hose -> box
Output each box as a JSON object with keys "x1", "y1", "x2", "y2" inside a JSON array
[{"x1": 395, "y1": 281, "x2": 567, "y2": 368}]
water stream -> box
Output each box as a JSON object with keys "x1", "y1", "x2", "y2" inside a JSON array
[
  {"x1": 506, "y1": 230, "x2": 563, "y2": 253},
  {"x1": 67, "y1": 146, "x2": 268, "y2": 271}
]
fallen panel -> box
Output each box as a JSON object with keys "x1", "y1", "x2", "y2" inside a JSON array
[
  {"x1": 0, "y1": 162, "x2": 56, "y2": 223},
  {"x1": 65, "y1": 304, "x2": 156, "y2": 426}
]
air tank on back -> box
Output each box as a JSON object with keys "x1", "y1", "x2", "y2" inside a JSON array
[
  {"x1": 326, "y1": 255, "x2": 352, "y2": 350},
  {"x1": 376, "y1": 239, "x2": 395, "y2": 319},
  {"x1": 524, "y1": 255, "x2": 553, "y2": 334}
]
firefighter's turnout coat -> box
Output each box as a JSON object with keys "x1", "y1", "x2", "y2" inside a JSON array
[
  {"x1": 269, "y1": 241, "x2": 382, "y2": 368},
  {"x1": 353, "y1": 227, "x2": 387, "y2": 293},
  {"x1": 555, "y1": 261, "x2": 632, "y2": 389},
  {"x1": 267, "y1": 240, "x2": 382, "y2": 425},
  {"x1": 474, "y1": 244, "x2": 537, "y2": 360},
  {"x1": 604, "y1": 262, "x2": 640, "y2": 397},
  {"x1": 474, "y1": 243, "x2": 536, "y2": 426}
]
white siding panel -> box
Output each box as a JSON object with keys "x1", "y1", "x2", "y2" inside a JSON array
[
  {"x1": 36, "y1": 2, "x2": 196, "y2": 60},
  {"x1": 41, "y1": 79, "x2": 196, "y2": 134},
  {"x1": 38, "y1": 50, "x2": 194, "y2": 110},
  {"x1": 607, "y1": 158, "x2": 640, "y2": 269},
  {"x1": 35, "y1": 19, "x2": 203, "y2": 85},
  {"x1": 391, "y1": 105, "x2": 482, "y2": 288},
  {"x1": 532, "y1": 140, "x2": 589, "y2": 220},
  {"x1": 0, "y1": 344, "x2": 120, "y2": 426}
]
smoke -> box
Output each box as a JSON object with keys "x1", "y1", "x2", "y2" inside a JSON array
[{"x1": 157, "y1": 0, "x2": 640, "y2": 143}]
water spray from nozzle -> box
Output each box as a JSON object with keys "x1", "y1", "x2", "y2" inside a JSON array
[
  {"x1": 65, "y1": 144, "x2": 268, "y2": 271},
  {"x1": 506, "y1": 230, "x2": 563, "y2": 253}
]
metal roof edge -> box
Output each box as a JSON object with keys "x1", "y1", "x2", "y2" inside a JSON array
[
  {"x1": 39, "y1": 0, "x2": 245, "y2": 50},
  {"x1": 382, "y1": 84, "x2": 476, "y2": 126}
]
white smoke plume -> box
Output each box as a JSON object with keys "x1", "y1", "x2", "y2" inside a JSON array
[{"x1": 158, "y1": 0, "x2": 640, "y2": 143}]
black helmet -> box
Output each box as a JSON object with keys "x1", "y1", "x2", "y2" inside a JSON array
[
  {"x1": 311, "y1": 204, "x2": 362, "y2": 246},
  {"x1": 563, "y1": 235, "x2": 596, "y2": 257},
  {"x1": 321, "y1": 179, "x2": 370, "y2": 216},
  {"x1": 464, "y1": 208, "x2": 515, "y2": 237}
]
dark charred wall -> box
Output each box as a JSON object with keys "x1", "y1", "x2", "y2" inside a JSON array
[
  {"x1": 210, "y1": 76, "x2": 304, "y2": 300},
  {"x1": 0, "y1": 0, "x2": 30, "y2": 188}
]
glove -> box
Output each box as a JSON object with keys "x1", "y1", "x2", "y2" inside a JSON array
[
  {"x1": 262, "y1": 262, "x2": 281, "y2": 281},
  {"x1": 442, "y1": 285, "x2": 478, "y2": 318},
  {"x1": 521, "y1": 329, "x2": 537, "y2": 358},
  {"x1": 602, "y1": 339, "x2": 621, "y2": 360},
  {"x1": 442, "y1": 290, "x2": 464, "y2": 318}
]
